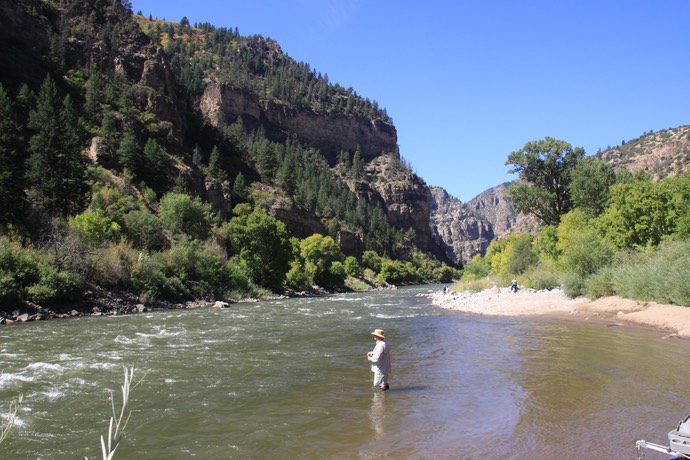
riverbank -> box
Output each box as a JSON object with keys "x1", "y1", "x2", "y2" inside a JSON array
[
  {"x1": 0, "y1": 283, "x2": 376, "y2": 324},
  {"x1": 427, "y1": 286, "x2": 690, "y2": 338}
]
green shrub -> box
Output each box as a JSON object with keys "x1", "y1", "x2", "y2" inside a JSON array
[
  {"x1": 462, "y1": 254, "x2": 490, "y2": 281},
  {"x1": 26, "y1": 263, "x2": 83, "y2": 306},
  {"x1": 529, "y1": 267, "x2": 561, "y2": 291},
  {"x1": 228, "y1": 205, "x2": 292, "y2": 289},
  {"x1": 299, "y1": 234, "x2": 344, "y2": 286},
  {"x1": 557, "y1": 210, "x2": 615, "y2": 276},
  {"x1": 362, "y1": 268, "x2": 376, "y2": 283},
  {"x1": 226, "y1": 255, "x2": 253, "y2": 292},
  {"x1": 131, "y1": 252, "x2": 178, "y2": 301},
  {"x1": 344, "y1": 276, "x2": 371, "y2": 291},
  {"x1": 361, "y1": 250, "x2": 382, "y2": 273},
  {"x1": 451, "y1": 277, "x2": 492, "y2": 293},
  {"x1": 561, "y1": 273, "x2": 587, "y2": 298},
  {"x1": 433, "y1": 264, "x2": 457, "y2": 283},
  {"x1": 91, "y1": 241, "x2": 139, "y2": 289},
  {"x1": 69, "y1": 209, "x2": 122, "y2": 244},
  {"x1": 0, "y1": 272, "x2": 20, "y2": 305},
  {"x1": 377, "y1": 259, "x2": 407, "y2": 285},
  {"x1": 159, "y1": 192, "x2": 213, "y2": 241},
  {"x1": 285, "y1": 260, "x2": 312, "y2": 289},
  {"x1": 0, "y1": 239, "x2": 41, "y2": 305},
  {"x1": 504, "y1": 233, "x2": 538, "y2": 276},
  {"x1": 122, "y1": 210, "x2": 165, "y2": 249},
  {"x1": 327, "y1": 260, "x2": 347, "y2": 287},
  {"x1": 607, "y1": 239, "x2": 690, "y2": 306},
  {"x1": 344, "y1": 256, "x2": 362, "y2": 278},
  {"x1": 585, "y1": 268, "x2": 616, "y2": 299}
]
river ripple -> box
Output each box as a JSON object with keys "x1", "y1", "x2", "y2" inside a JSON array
[{"x1": 1, "y1": 285, "x2": 689, "y2": 459}]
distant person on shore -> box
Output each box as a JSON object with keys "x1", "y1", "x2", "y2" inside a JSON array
[
  {"x1": 511, "y1": 279, "x2": 518, "y2": 293},
  {"x1": 443, "y1": 286, "x2": 448, "y2": 295},
  {"x1": 367, "y1": 328, "x2": 391, "y2": 391}
]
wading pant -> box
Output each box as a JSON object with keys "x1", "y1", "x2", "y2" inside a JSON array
[{"x1": 373, "y1": 368, "x2": 388, "y2": 387}]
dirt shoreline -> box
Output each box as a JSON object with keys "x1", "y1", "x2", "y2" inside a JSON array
[{"x1": 428, "y1": 286, "x2": 690, "y2": 338}]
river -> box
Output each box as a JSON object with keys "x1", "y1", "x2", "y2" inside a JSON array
[{"x1": 1, "y1": 285, "x2": 689, "y2": 459}]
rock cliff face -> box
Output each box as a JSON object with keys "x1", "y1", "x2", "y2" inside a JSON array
[
  {"x1": 366, "y1": 155, "x2": 448, "y2": 260},
  {"x1": 429, "y1": 187, "x2": 494, "y2": 264},
  {"x1": 200, "y1": 84, "x2": 398, "y2": 165},
  {"x1": 0, "y1": 0, "x2": 55, "y2": 90},
  {"x1": 200, "y1": 83, "x2": 450, "y2": 261},
  {"x1": 429, "y1": 183, "x2": 538, "y2": 265},
  {"x1": 466, "y1": 182, "x2": 535, "y2": 236},
  {"x1": 0, "y1": 0, "x2": 184, "y2": 127}
]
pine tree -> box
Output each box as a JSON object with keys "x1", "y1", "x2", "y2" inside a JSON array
[
  {"x1": 58, "y1": 95, "x2": 89, "y2": 210},
  {"x1": 117, "y1": 126, "x2": 142, "y2": 177},
  {"x1": 26, "y1": 76, "x2": 89, "y2": 216},
  {"x1": 142, "y1": 137, "x2": 168, "y2": 192},
  {"x1": 15, "y1": 83, "x2": 35, "y2": 127},
  {"x1": 84, "y1": 69, "x2": 104, "y2": 116},
  {"x1": 352, "y1": 145, "x2": 364, "y2": 178},
  {"x1": 208, "y1": 145, "x2": 225, "y2": 180},
  {"x1": 0, "y1": 84, "x2": 27, "y2": 227},
  {"x1": 232, "y1": 171, "x2": 249, "y2": 203}
]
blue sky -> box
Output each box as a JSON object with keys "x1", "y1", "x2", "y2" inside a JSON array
[{"x1": 131, "y1": 0, "x2": 690, "y2": 202}]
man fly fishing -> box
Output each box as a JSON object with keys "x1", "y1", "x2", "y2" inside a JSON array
[{"x1": 367, "y1": 328, "x2": 391, "y2": 391}]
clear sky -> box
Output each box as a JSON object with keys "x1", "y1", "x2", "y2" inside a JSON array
[{"x1": 130, "y1": 0, "x2": 690, "y2": 202}]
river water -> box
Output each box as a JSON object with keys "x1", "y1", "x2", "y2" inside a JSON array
[{"x1": 1, "y1": 285, "x2": 689, "y2": 459}]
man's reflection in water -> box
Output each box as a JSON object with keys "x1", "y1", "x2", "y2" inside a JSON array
[{"x1": 369, "y1": 390, "x2": 386, "y2": 438}]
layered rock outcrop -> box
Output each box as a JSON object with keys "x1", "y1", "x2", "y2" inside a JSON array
[{"x1": 200, "y1": 84, "x2": 398, "y2": 165}]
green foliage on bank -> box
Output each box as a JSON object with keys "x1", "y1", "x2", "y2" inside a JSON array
[
  {"x1": 0, "y1": 190, "x2": 459, "y2": 308},
  {"x1": 458, "y1": 140, "x2": 690, "y2": 307}
]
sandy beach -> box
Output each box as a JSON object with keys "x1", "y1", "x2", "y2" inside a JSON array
[{"x1": 428, "y1": 286, "x2": 690, "y2": 338}]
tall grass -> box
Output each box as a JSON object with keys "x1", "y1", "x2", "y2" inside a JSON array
[
  {"x1": 604, "y1": 239, "x2": 690, "y2": 306},
  {"x1": 0, "y1": 393, "x2": 23, "y2": 445},
  {"x1": 451, "y1": 277, "x2": 494, "y2": 293},
  {"x1": 90, "y1": 367, "x2": 144, "y2": 460}
]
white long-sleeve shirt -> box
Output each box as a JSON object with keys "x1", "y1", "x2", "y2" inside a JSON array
[{"x1": 370, "y1": 339, "x2": 391, "y2": 374}]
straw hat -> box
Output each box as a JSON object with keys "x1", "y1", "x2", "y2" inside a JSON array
[{"x1": 371, "y1": 328, "x2": 385, "y2": 338}]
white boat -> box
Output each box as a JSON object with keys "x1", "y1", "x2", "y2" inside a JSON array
[{"x1": 636, "y1": 415, "x2": 690, "y2": 459}]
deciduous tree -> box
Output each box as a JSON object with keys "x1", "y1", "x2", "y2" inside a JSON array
[
  {"x1": 569, "y1": 157, "x2": 616, "y2": 218},
  {"x1": 505, "y1": 137, "x2": 584, "y2": 226},
  {"x1": 227, "y1": 205, "x2": 292, "y2": 289},
  {"x1": 595, "y1": 175, "x2": 690, "y2": 248},
  {"x1": 159, "y1": 192, "x2": 213, "y2": 241}
]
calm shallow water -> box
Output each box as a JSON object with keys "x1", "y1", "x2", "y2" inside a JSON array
[{"x1": 1, "y1": 285, "x2": 689, "y2": 459}]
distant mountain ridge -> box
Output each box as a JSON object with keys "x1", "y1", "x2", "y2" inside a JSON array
[{"x1": 596, "y1": 125, "x2": 690, "y2": 179}]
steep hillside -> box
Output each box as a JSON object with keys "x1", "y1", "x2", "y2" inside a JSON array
[
  {"x1": 0, "y1": 0, "x2": 449, "y2": 264},
  {"x1": 597, "y1": 125, "x2": 690, "y2": 179}
]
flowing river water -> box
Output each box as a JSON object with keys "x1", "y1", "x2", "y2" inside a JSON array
[{"x1": 1, "y1": 285, "x2": 689, "y2": 459}]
